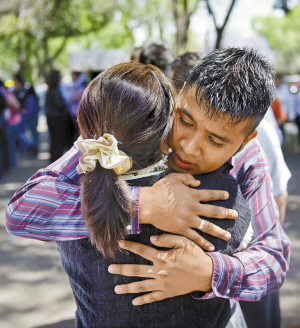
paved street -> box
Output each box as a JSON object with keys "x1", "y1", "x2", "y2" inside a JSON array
[{"x1": 0, "y1": 122, "x2": 299, "y2": 328}]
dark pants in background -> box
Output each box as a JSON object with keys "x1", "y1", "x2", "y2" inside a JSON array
[
  {"x1": 0, "y1": 115, "x2": 10, "y2": 177},
  {"x1": 240, "y1": 291, "x2": 281, "y2": 328},
  {"x1": 295, "y1": 116, "x2": 300, "y2": 146},
  {"x1": 47, "y1": 116, "x2": 67, "y2": 163}
]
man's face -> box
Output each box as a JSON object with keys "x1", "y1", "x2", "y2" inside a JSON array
[{"x1": 166, "y1": 87, "x2": 257, "y2": 175}]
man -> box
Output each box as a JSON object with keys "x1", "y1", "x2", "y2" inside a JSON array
[
  {"x1": 6, "y1": 48, "x2": 290, "y2": 322},
  {"x1": 107, "y1": 48, "x2": 291, "y2": 307},
  {"x1": 275, "y1": 73, "x2": 295, "y2": 122}
]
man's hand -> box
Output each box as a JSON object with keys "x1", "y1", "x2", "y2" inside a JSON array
[
  {"x1": 108, "y1": 234, "x2": 213, "y2": 306},
  {"x1": 139, "y1": 173, "x2": 238, "y2": 251}
]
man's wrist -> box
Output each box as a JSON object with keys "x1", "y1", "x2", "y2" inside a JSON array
[
  {"x1": 206, "y1": 252, "x2": 243, "y2": 298},
  {"x1": 200, "y1": 254, "x2": 213, "y2": 292}
]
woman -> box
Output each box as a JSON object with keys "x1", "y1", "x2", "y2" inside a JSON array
[
  {"x1": 57, "y1": 62, "x2": 251, "y2": 327},
  {"x1": 2, "y1": 82, "x2": 31, "y2": 167}
]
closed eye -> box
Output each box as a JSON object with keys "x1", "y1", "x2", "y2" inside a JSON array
[
  {"x1": 179, "y1": 115, "x2": 193, "y2": 127},
  {"x1": 208, "y1": 136, "x2": 223, "y2": 148}
]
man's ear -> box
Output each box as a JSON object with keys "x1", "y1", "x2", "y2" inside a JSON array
[
  {"x1": 237, "y1": 130, "x2": 258, "y2": 153},
  {"x1": 160, "y1": 137, "x2": 170, "y2": 155}
]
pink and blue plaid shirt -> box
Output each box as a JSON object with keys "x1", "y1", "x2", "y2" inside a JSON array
[{"x1": 5, "y1": 139, "x2": 291, "y2": 301}]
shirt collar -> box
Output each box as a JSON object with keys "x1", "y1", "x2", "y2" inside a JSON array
[{"x1": 221, "y1": 158, "x2": 234, "y2": 174}]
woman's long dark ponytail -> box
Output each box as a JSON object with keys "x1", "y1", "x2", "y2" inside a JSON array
[
  {"x1": 81, "y1": 167, "x2": 133, "y2": 258},
  {"x1": 78, "y1": 62, "x2": 175, "y2": 258}
]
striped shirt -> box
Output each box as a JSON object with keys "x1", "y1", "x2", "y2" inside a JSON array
[{"x1": 5, "y1": 139, "x2": 291, "y2": 301}]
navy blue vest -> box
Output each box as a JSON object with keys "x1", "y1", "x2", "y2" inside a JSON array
[{"x1": 57, "y1": 168, "x2": 251, "y2": 328}]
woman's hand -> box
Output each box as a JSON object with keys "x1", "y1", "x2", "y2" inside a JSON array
[
  {"x1": 139, "y1": 173, "x2": 238, "y2": 251},
  {"x1": 108, "y1": 234, "x2": 213, "y2": 306}
]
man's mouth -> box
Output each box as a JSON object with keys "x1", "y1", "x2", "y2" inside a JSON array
[{"x1": 173, "y1": 152, "x2": 195, "y2": 169}]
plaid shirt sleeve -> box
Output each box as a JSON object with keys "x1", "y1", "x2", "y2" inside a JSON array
[
  {"x1": 5, "y1": 147, "x2": 142, "y2": 241},
  {"x1": 196, "y1": 140, "x2": 291, "y2": 301}
]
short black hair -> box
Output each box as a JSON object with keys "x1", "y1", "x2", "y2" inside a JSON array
[
  {"x1": 139, "y1": 42, "x2": 174, "y2": 77},
  {"x1": 171, "y1": 52, "x2": 205, "y2": 90},
  {"x1": 186, "y1": 47, "x2": 275, "y2": 132},
  {"x1": 47, "y1": 70, "x2": 61, "y2": 89},
  {"x1": 13, "y1": 73, "x2": 24, "y2": 86}
]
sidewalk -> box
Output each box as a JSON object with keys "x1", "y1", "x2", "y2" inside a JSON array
[
  {"x1": 0, "y1": 127, "x2": 76, "y2": 328},
  {"x1": 0, "y1": 125, "x2": 299, "y2": 327}
]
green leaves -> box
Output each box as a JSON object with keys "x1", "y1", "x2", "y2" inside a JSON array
[{"x1": 252, "y1": 3, "x2": 300, "y2": 72}]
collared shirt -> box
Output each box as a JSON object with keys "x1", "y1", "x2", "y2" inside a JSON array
[
  {"x1": 200, "y1": 139, "x2": 290, "y2": 301},
  {"x1": 5, "y1": 145, "x2": 140, "y2": 240},
  {"x1": 5, "y1": 139, "x2": 291, "y2": 301}
]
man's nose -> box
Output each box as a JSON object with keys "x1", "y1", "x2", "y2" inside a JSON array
[{"x1": 180, "y1": 136, "x2": 201, "y2": 157}]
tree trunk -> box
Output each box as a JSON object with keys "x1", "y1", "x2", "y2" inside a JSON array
[
  {"x1": 175, "y1": 14, "x2": 190, "y2": 55},
  {"x1": 215, "y1": 28, "x2": 223, "y2": 49},
  {"x1": 206, "y1": 0, "x2": 236, "y2": 50},
  {"x1": 172, "y1": 0, "x2": 193, "y2": 55},
  {"x1": 17, "y1": 37, "x2": 26, "y2": 76}
]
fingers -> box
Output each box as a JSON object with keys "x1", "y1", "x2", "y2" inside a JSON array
[
  {"x1": 197, "y1": 202, "x2": 238, "y2": 219},
  {"x1": 118, "y1": 240, "x2": 157, "y2": 261},
  {"x1": 167, "y1": 173, "x2": 201, "y2": 187},
  {"x1": 108, "y1": 264, "x2": 154, "y2": 277},
  {"x1": 132, "y1": 291, "x2": 166, "y2": 306},
  {"x1": 114, "y1": 279, "x2": 157, "y2": 295},
  {"x1": 181, "y1": 174, "x2": 201, "y2": 187},
  {"x1": 183, "y1": 229, "x2": 215, "y2": 251},
  {"x1": 196, "y1": 218, "x2": 231, "y2": 241},
  {"x1": 195, "y1": 189, "x2": 230, "y2": 202},
  {"x1": 150, "y1": 234, "x2": 187, "y2": 249}
]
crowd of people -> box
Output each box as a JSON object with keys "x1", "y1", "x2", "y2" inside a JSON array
[
  {"x1": 3, "y1": 42, "x2": 294, "y2": 328},
  {"x1": 0, "y1": 75, "x2": 39, "y2": 178},
  {"x1": 0, "y1": 69, "x2": 87, "y2": 178}
]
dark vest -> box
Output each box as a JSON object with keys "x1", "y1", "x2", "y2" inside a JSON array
[{"x1": 57, "y1": 167, "x2": 251, "y2": 328}]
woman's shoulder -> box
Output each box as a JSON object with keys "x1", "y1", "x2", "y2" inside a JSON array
[{"x1": 193, "y1": 169, "x2": 236, "y2": 193}]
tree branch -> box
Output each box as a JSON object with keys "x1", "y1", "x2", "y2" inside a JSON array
[
  {"x1": 47, "y1": 36, "x2": 68, "y2": 63},
  {"x1": 221, "y1": 0, "x2": 236, "y2": 30},
  {"x1": 172, "y1": 0, "x2": 178, "y2": 20},
  {"x1": 190, "y1": 0, "x2": 201, "y2": 15},
  {"x1": 205, "y1": 0, "x2": 217, "y2": 28}
]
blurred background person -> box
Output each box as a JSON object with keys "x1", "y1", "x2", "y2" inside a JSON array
[
  {"x1": 3, "y1": 81, "x2": 31, "y2": 167},
  {"x1": 270, "y1": 96, "x2": 287, "y2": 136},
  {"x1": 275, "y1": 73, "x2": 296, "y2": 122},
  {"x1": 13, "y1": 74, "x2": 40, "y2": 157},
  {"x1": 139, "y1": 41, "x2": 174, "y2": 77},
  {"x1": 170, "y1": 52, "x2": 204, "y2": 91},
  {"x1": 264, "y1": 106, "x2": 284, "y2": 144},
  {"x1": 0, "y1": 81, "x2": 9, "y2": 178},
  {"x1": 59, "y1": 71, "x2": 87, "y2": 149},
  {"x1": 65, "y1": 72, "x2": 87, "y2": 148},
  {"x1": 45, "y1": 70, "x2": 69, "y2": 163},
  {"x1": 294, "y1": 86, "x2": 300, "y2": 150},
  {"x1": 130, "y1": 46, "x2": 142, "y2": 62},
  {"x1": 240, "y1": 117, "x2": 291, "y2": 328}
]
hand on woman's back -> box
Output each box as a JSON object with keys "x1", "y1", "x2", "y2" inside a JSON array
[{"x1": 139, "y1": 173, "x2": 237, "y2": 251}]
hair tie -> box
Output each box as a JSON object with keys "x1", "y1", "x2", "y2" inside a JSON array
[{"x1": 76, "y1": 134, "x2": 132, "y2": 175}]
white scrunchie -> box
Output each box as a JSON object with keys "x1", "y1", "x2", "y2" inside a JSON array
[{"x1": 76, "y1": 134, "x2": 132, "y2": 175}]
